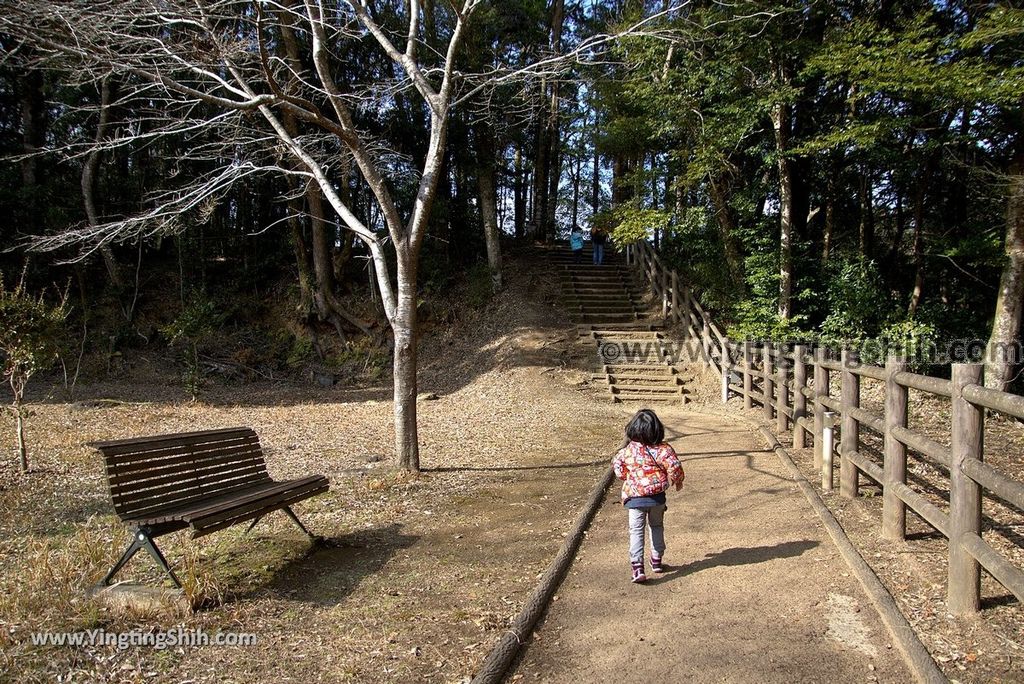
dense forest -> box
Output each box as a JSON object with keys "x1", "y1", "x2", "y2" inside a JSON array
[{"x1": 0, "y1": 1, "x2": 1021, "y2": 467}]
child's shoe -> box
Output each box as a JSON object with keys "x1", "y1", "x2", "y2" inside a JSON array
[
  {"x1": 651, "y1": 554, "x2": 664, "y2": 573},
  {"x1": 631, "y1": 562, "x2": 647, "y2": 583}
]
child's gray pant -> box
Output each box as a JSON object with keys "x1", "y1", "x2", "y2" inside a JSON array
[{"x1": 628, "y1": 504, "x2": 666, "y2": 564}]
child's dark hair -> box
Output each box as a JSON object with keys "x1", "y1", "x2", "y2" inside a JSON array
[{"x1": 625, "y1": 409, "x2": 665, "y2": 446}]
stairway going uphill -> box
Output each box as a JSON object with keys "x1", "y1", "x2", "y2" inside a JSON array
[{"x1": 549, "y1": 246, "x2": 688, "y2": 404}]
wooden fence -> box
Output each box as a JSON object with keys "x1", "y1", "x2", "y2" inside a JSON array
[{"x1": 624, "y1": 238, "x2": 1024, "y2": 615}]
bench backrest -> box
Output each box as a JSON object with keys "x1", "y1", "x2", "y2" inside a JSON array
[{"x1": 89, "y1": 427, "x2": 272, "y2": 522}]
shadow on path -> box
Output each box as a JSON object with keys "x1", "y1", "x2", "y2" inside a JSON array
[
  {"x1": 651, "y1": 540, "x2": 820, "y2": 585},
  {"x1": 425, "y1": 459, "x2": 607, "y2": 474}
]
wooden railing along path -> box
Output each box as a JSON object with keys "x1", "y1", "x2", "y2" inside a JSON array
[{"x1": 624, "y1": 238, "x2": 1024, "y2": 615}]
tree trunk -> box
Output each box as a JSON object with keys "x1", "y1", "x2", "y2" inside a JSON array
[
  {"x1": 858, "y1": 167, "x2": 875, "y2": 259},
  {"x1": 707, "y1": 173, "x2": 745, "y2": 289},
  {"x1": 476, "y1": 123, "x2": 502, "y2": 290},
  {"x1": 513, "y1": 146, "x2": 526, "y2": 238},
  {"x1": 309, "y1": 185, "x2": 372, "y2": 338},
  {"x1": 531, "y1": 101, "x2": 549, "y2": 240},
  {"x1": 393, "y1": 250, "x2": 420, "y2": 472},
  {"x1": 16, "y1": 403, "x2": 28, "y2": 472},
  {"x1": 823, "y1": 194, "x2": 834, "y2": 266},
  {"x1": 289, "y1": 206, "x2": 314, "y2": 315},
  {"x1": 18, "y1": 66, "x2": 44, "y2": 192},
  {"x1": 984, "y1": 155, "x2": 1024, "y2": 391},
  {"x1": 80, "y1": 77, "x2": 124, "y2": 287},
  {"x1": 592, "y1": 134, "x2": 600, "y2": 215},
  {"x1": 771, "y1": 99, "x2": 794, "y2": 320},
  {"x1": 571, "y1": 155, "x2": 581, "y2": 229},
  {"x1": 908, "y1": 169, "x2": 927, "y2": 316},
  {"x1": 541, "y1": 0, "x2": 564, "y2": 239}
]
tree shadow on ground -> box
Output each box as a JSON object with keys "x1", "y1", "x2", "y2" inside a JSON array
[
  {"x1": 650, "y1": 540, "x2": 819, "y2": 585},
  {"x1": 261, "y1": 524, "x2": 418, "y2": 607},
  {"x1": 425, "y1": 459, "x2": 607, "y2": 473},
  {"x1": 680, "y1": 448, "x2": 791, "y2": 483}
]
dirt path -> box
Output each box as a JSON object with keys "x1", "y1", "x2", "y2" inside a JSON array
[{"x1": 516, "y1": 408, "x2": 913, "y2": 683}]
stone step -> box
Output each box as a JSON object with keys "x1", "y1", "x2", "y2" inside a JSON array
[
  {"x1": 571, "y1": 313, "x2": 641, "y2": 321},
  {"x1": 608, "y1": 376, "x2": 683, "y2": 386},
  {"x1": 611, "y1": 385, "x2": 685, "y2": 395},
  {"x1": 566, "y1": 295, "x2": 638, "y2": 302},
  {"x1": 591, "y1": 330, "x2": 664, "y2": 339},
  {"x1": 569, "y1": 305, "x2": 638, "y2": 313},
  {"x1": 609, "y1": 392, "x2": 685, "y2": 404},
  {"x1": 578, "y1": 322, "x2": 663, "y2": 332},
  {"x1": 604, "y1": 363, "x2": 677, "y2": 374},
  {"x1": 559, "y1": 271, "x2": 630, "y2": 278},
  {"x1": 562, "y1": 283, "x2": 634, "y2": 290},
  {"x1": 592, "y1": 338, "x2": 665, "y2": 347}
]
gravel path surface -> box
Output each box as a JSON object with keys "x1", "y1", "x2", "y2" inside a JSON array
[{"x1": 516, "y1": 408, "x2": 912, "y2": 683}]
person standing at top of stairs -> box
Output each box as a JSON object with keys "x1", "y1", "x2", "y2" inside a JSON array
[
  {"x1": 570, "y1": 226, "x2": 585, "y2": 264},
  {"x1": 591, "y1": 226, "x2": 608, "y2": 265}
]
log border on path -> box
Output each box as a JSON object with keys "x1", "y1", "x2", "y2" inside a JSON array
[
  {"x1": 752, "y1": 423, "x2": 946, "y2": 683},
  {"x1": 471, "y1": 464, "x2": 616, "y2": 684}
]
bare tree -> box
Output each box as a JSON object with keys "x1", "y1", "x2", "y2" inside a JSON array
[
  {"x1": 2, "y1": 0, "x2": 687, "y2": 471},
  {"x1": 3, "y1": 0, "x2": 477, "y2": 471}
]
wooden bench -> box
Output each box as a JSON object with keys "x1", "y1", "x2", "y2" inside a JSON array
[{"x1": 89, "y1": 427, "x2": 329, "y2": 588}]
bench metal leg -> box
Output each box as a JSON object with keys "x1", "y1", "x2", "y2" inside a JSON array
[
  {"x1": 103, "y1": 528, "x2": 182, "y2": 589},
  {"x1": 244, "y1": 515, "x2": 264, "y2": 534},
  {"x1": 282, "y1": 506, "x2": 318, "y2": 541}
]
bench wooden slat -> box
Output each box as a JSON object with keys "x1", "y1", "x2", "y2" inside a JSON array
[
  {"x1": 191, "y1": 480, "x2": 330, "y2": 538},
  {"x1": 129, "y1": 480, "x2": 275, "y2": 524},
  {"x1": 103, "y1": 436, "x2": 260, "y2": 473},
  {"x1": 111, "y1": 464, "x2": 271, "y2": 513},
  {"x1": 103, "y1": 433, "x2": 259, "y2": 463},
  {"x1": 107, "y1": 447, "x2": 266, "y2": 489},
  {"x1": 88, "y1": 427, "x2": 256, "y2": 452},
  {"x1": 185, "y1": 475, "x2": 328, "y2": 526},
  {"x1": 129, "y1": 475, "x2": 326, "y2": 526}
]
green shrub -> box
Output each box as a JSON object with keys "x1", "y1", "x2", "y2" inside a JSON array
[
  {"x1": 465, "y1": 263, "x2": 495, "y2": 309},
  {"x1": 0, "y1": 271, "x2": 68, "y2": 471},
  {"x1": 160, "y1": 293, "x2": 223, "y2": 400}
]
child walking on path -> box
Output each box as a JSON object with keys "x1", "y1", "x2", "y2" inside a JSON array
[{"x1": 612, "y1": 409, "x2": 684, "y2": 583}]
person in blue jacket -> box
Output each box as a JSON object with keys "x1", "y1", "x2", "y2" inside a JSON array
[{"x1": 570, "y1": 226, "x2": 585, "y2": 264}]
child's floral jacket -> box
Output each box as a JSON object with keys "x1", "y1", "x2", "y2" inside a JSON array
[{"x1": 612, "y1": 441, "x2": 684, "y2": 503}]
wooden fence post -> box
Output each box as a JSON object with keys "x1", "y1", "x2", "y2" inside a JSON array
[
  {"x1": 882, "y1": 355, "x2": 909, "y2": 541},
  {"x1": 721, "y1": 340, "x2": 732, "y2": 403},
  {"x1": 949, "y1": 363, "x2": 984, "y2": 614},
  {"x1": 793, "y1": 344, "x2": 808, "y2": 448},
  {"x1": 840, "y1": 348, "x2": 861, "y2": 498},
  {"x1": 701, "y1": 313, "x2": 712, "y2": 367},
  {"x1": 813, "y1": 348, "x2": 828, "y2": 471},
  {"x1": 647, "y1": 250, "x2": 656, "y2": 295},
  {"x1": 661, "y1": 268, "x2": 669, "y2": 320},
  {"x1": 777, "y1": 347, "x2": 789, "y2": 433},
  {"x1": 743, "y1": 341, "x2": 753, "y2": 410},
  {"x1": 671, "y1": 273, "x2": 680, "y2": 326},
  {"x1": 763, "y1": 342, "x2": 774, "y2": 419},
  {"x1": 822, "y1": 411, "x2": 836, "y2": 491}
]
